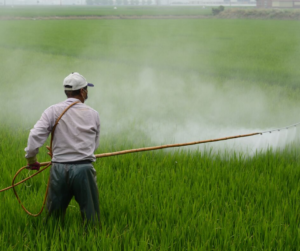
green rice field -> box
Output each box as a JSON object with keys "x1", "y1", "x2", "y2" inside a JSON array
[{"x1": 0, "y1": 7, "x2": 300, "y2": 250}]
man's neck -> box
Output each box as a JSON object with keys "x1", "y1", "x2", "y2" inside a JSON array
[{"x1": 69, "y1": 95, "x2": 84, "y2": 103}]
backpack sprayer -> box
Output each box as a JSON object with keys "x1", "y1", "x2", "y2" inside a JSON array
[{"x1": 1, "y1": 101, "x2": 300, "y2": 217}]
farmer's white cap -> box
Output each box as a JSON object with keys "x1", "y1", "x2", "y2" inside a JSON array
[{"x1": 63, "y1": 72, "x2": 94, "y2": 91}]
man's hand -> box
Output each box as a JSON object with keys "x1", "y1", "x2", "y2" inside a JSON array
[
  {"x1": 26, "y1": 156, "x2": 41, "y2": 171},
  {"x1": 26, "y1": 162, "x2": 41, "y2": 171}
]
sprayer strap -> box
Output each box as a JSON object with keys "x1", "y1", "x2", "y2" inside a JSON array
[{"x1": 48, "y1": 100, "x2": 81, "y2": 158}]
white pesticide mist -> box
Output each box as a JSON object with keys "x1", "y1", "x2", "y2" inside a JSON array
[
  {"x1": 3, "y1": 62, "x2": 299, "y2": 157},
  {"x1": 1, "y1": 22, "x2": 300, "y2": 158},
  {"x1": 87, "y1": 66, "x2": 300, "y2": 156}
]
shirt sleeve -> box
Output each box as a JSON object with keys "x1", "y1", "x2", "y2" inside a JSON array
[
  {"x1": 24, "y1": 109, "x2": 52, "y2": 158},
  {"x1": 94, "y1": 112, "x2": 100, "y2": 151}
]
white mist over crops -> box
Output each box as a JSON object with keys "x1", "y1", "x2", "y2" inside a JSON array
[
  {"x1": 1, "y1": 19, "x2": 299, "y2": 157},
  {"x1": 2, "y1": 50, "x2": 300, "y2": 157},
  {"x1": 85, "y1": 66, "x2": 300, "y2": 156}
]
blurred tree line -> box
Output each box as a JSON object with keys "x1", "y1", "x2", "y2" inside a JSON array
[{"x1": 86, "y1": 0, "x2": 154, "y2": 5}]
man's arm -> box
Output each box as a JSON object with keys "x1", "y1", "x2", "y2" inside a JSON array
[
  {"x1": 94, "y1": 113, "x2": 100, "y2": 151},
  {"x1": 25, "y1": 110, "x2": 52, "y2": 169}
]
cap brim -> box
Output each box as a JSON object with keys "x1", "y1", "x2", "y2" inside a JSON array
[{"x1": 87, "y1": 83, "x2": 94, "y2": 87}]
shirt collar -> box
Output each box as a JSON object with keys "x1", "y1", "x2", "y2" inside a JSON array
[{"x1": 66, "y1": 98, "x2": 82, "y2": 103}]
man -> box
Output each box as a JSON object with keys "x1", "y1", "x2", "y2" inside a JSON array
[{"x1": 25, "y1": 72, "x2": 101, "y2": 225}]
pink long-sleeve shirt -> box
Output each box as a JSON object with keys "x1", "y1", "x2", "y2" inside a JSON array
[{"x1": 25, "y1": 98, "x2": 100, "y2": 163}]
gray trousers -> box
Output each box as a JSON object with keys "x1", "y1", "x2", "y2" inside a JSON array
[{"x1": 46, "y1": 162, "x2": 100, "y2": 225}]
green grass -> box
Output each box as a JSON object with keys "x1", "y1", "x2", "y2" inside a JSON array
[
  {"x1": 0, "y1": 9, "x2": 300, "y2": 250},
  {"x1": 2, "y1": 132, "x2": 300, "y2": 250},
  {"x1": 0, "y1": 19, "x2": 299, "y2": 89}
]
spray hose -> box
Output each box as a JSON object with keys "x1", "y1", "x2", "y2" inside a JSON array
[
  {"x1": 1, "y1": 116, "x2": 300, "y2": 216},
  {"x1": 6, "y1": 100, "x2": 80, "y2": 217}
]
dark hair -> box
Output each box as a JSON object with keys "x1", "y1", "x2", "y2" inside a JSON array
[{"x1": 64, "y1": 86, "x2": 87, "y2": 98}]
